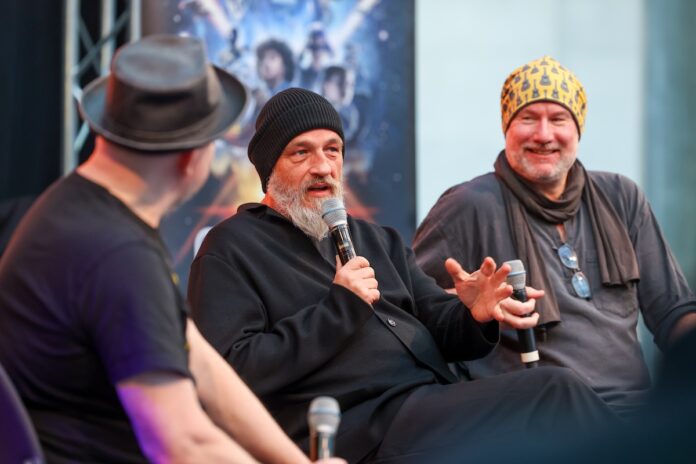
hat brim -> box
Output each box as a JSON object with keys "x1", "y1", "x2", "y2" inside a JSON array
[{"x1": 79, "y1": 66, "x2": 248, "y2": 153}]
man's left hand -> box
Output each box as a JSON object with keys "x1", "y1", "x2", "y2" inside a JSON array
[{"x1": 445, "y1": 257, "x2": 542, "y2": 328}]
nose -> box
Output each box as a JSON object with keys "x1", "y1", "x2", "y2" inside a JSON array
[
  {"x1": 308, "y1": 151, "x2": 332, "y2": 176},
  {"x1": 532, "y1": 118, "x2": 553, "y2": 144}
]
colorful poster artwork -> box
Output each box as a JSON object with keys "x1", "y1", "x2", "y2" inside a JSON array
[{"x1": 145, "y1": 0, "x2": 415, "y2": 289}]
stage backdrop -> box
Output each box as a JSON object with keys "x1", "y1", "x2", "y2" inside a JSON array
[{"x1": 143, "y1": 0, "x2": 416, "y2": 290}]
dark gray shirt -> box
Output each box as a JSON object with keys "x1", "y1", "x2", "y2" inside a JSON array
[{"x1": 413, "y1": 171, "x2": 696, "y2": 417}]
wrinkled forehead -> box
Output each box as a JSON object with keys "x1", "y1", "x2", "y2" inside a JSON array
[
  {"x1": 281, "y1": 128, "x2": 344, "y2": 152},
  {"x1": 513, "y1": 101, "x2": 574, "y2": 119}
]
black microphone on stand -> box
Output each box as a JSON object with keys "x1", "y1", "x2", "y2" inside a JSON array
[
  {"x1": 321, "y1": 198, "x2": 356, "y2": 265},
  {"x1": 504, "y1": 260, "x2": 539, "y2": 368},
  {"x1": 308, "y1": 396, "x2": 341, "y2": 461}
]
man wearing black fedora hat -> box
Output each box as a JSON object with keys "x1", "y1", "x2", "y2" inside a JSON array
[{"x1": 0, "y1": 35, "x2": 338, "y2": 463}]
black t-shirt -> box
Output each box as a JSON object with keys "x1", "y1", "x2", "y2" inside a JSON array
[{"x1": 0, "y1": 173, "x2": 190, "y2": 463}]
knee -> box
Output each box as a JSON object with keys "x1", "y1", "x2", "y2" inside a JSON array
[{"x1": 531, "y1": 366, "x2": 589, "y2": 390}]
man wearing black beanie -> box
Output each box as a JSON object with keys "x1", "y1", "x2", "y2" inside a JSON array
[
  {"x1": 248, "y1": 87, "x2": 345, "y2": 193},
  {"x1": 188, "y1": 88, "x2": 618, "y2": 463}
]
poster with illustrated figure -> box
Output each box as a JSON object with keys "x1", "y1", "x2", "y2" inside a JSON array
[{"x1": 143, "y1": 0, "x2": 415, "y2": 289}]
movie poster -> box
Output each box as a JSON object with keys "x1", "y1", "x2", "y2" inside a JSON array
[{"x1": 143, "y1": 0, "x2": 415, "y2": 289}]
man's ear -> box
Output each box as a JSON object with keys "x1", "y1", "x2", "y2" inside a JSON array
[{"x1": 176, "y1": 150, "x2": 195, "y2": 177}]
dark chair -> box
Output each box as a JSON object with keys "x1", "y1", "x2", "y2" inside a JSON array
[{"x1": 0, "y1": 363, "x2": 44, "y2": 464}]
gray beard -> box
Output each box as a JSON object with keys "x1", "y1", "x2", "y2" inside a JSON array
[{"x1": 266, "y1": 173, "x2": 344, "y2": 241}]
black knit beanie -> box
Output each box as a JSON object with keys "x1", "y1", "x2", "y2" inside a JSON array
[{"x1": 248, "y1": 87, "x2": 345, "y2": 192}]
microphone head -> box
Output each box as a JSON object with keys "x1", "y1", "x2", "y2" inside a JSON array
[
  {"x1": 504, "y1": 259, "x2": 527, "y2": 290},
  {"x1": 308, "y1": 396, "x2": 341, "y2": 434},
  {"x1": 321, "y1": 198, "x2": 348, "y2": 228}
]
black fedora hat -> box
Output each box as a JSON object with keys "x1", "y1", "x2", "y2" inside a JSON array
[{"x1": 79, "y1": 34, "x2": 247, "y2": 153}]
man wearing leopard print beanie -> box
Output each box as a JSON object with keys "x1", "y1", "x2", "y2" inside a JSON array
[{"x1": 414, "y1": 55, "x2": 696, "y2": 420}]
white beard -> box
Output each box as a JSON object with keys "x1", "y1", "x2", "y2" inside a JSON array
[{"x1": 266, "y1": 173, "x2": 344, "y2": 241}]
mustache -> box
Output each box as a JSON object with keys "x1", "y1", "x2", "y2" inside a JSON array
[
  {"x1": 301, "y1": 175, "x2": 341, "y2": 192},
  {"x1": 522, "y1": 143, "x2": 560, "y2": 152}
]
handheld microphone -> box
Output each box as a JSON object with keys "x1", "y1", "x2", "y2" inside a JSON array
[
  {"x1": 308, "y1": 396, "x2": 341, "y2": 461},
  {"x1": 504, "y1": 260, "x2": 539, "y2": 368},
  {"x1": 321, "y1": 198, "x2": 356, "y2": 265}
]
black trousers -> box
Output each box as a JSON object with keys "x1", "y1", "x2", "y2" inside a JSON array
[{"x1": 367, "y1": 366, "x2": 618, "y2": 463}]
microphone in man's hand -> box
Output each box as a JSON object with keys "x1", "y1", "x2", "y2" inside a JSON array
[
  {"x1": 504, "y1": 260, "x2": 539, "y2": 368},
  {"x1": 308, "y1": 396, "x2": 341, "y2": 461},
  {"x1": 321, "y1": 198, "x2": 356, "y2": 265}
]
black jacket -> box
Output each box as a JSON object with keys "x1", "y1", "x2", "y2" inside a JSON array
[{"x1": 188, "y1": 203, "x2": 498, "y2": 462}]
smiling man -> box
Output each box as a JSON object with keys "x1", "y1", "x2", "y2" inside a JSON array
[
  {"x1": 413, "y1": 56, "x2": 696, "y2": 419},
  {"x1": 188, "y1": 87, "x2": 618, "y2": 463}
]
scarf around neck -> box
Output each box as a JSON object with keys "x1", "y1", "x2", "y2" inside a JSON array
[{"x1": 494, "y1": 151, "x2": 639, "y2": 325}]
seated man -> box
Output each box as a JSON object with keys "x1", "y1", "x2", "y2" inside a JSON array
[
  {"x1": 0, "y1": 35, "x2": 334, "y2": 464},
  {"x1": 413, "y1": 56, "x2": 696, "y2": 419},
  {"x1": 188, "y1": 87, "x2": 618, "y2": 463}
]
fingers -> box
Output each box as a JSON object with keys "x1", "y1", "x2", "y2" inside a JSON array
[
  {"x1": 489, "y1": 259, "x2": 510, "y2": 288},
  {"x1": 333, "y1": 256, "x2": 379, "y2": 305},
  {"x1": 493, "y1": 282, "x2": 513, "y2": 301},
  {"x1": 364, "y1": 278, "x2": 379, "y2": 291},
  {"x1": 497, "y1": 296, "x2": 540, "y2": 329},
  {"x1": 491, "y1": 303, "x2": 506, "y2": 322},
  {"x1": 337, "y1": 256, "x2": 375, "y2": 278},
  {"x1": 360, "y1": 274, "x2": 380, "y2": 304},
  {"x1": 366, "y1": 288, "x2": 381, "y2": 305},
  {"x1": 446, "y1": 257, "x2": 505, "y2": 284},
  {"x1": 356, "y1": 277, "x2": 380, "y2": 305},
  {"x1": 504, "y1": 311, "x2": 540, "y2": 330},
  {"x1": 500, "y1": 296, "x2": 537, "y2": 317},
  {"x1": 526, "y1": 286, "x2": 545, "y2": 300},
  {"x1": 342, "y1": 256, "x2": 371, "y2": 270},
  {"x1": 445, "y1": 258, "x2": 469, "y2": 283},
  {"x1": 494, "y1": 303, "x2": 540, "y2": 329},
  {"x1": 479, "y1": 256, "x2": 498, "y2": 277}
]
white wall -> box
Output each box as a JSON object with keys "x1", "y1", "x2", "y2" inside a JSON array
[{"x1": 415, "y1": 0, "x2": 645, "y2": 222}]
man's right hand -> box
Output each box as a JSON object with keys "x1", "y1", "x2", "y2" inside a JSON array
[{"x1": 333, "y1": 256, "x2": 380, "y2": 305}]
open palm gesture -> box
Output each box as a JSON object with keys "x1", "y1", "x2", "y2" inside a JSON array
[
  {"x1": 445, "y1": 257, "x2": 512, "y2": 323},
  {"x1": 445, "y1": 257, "x2": 542, "y2": 328}
]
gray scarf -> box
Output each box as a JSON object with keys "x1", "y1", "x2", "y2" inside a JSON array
[{"x1": 494, "y1": 151, "x2": 640, "y2": 325}]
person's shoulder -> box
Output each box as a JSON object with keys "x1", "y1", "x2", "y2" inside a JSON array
[
  {"x1": 199, "y1": 203, "x2": 281, "y2": 257},
  {"x1": 348, "y1": 216, "x2": 398, "y2": 241},
  {"x1": 435, "y1": 173, "x2": 501, "y2": 208},
  {"x1": 423, "y1": 172, "x2": 503, "y2": 222},
  {"x1": 588, "y1": 170, "x2": 640, "y2": 190},
  {"x1": 4, "y1": 174, "x2": 165, "y2": 279},
  {"x1": 347, "y1": 216, "x2": 382, "y2": 235},
  {"x1": 208, "y1": 203, "x2": 271, "y2": 237},
  {"x1": 587, "y1": 170, "x2": 648, "y2": 223},
  {"x1": 23, "y1": 174, "x2": 155, "y2": 249},
  {"x1": 347, "y1": 217, "x2": 411, "y2": 258},
  {"x1": 438, "y1": 172, "x2": 500, "y2": 199},
  {"x1": 587, "y1": 170, "x2": 645, "y2": 202}
]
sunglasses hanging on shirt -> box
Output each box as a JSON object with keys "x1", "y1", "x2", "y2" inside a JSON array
[{"x1": 557, "y1": 243, "x2": 592, "y2": 299}]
